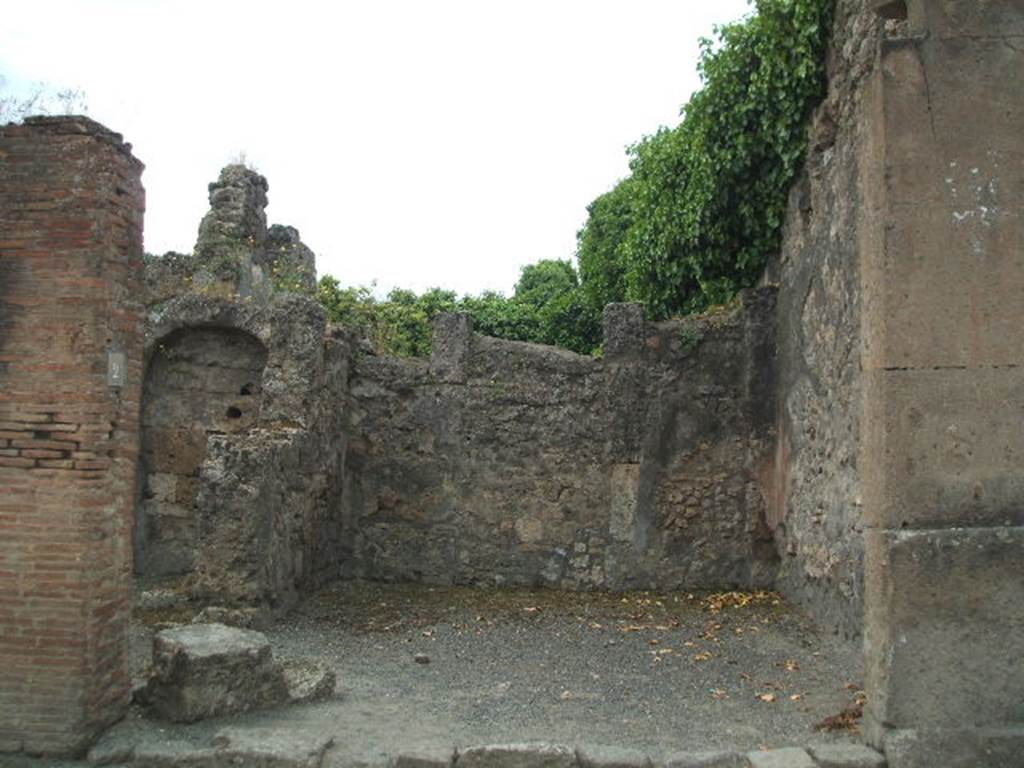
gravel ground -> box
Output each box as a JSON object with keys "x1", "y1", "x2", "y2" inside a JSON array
[{"x1": 17, "y1": 581, "x2": 867, "y2": 767}]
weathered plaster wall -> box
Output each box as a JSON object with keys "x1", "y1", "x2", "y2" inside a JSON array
[
  {"x1": 340, "y1": 292, "x2": 778, "y2": 591},
  {"x1": 0, "y1": 117, "x2": 144, "y2": 756}
]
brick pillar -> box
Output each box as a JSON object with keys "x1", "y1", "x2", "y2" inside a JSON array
[
  {"x1": 0, "y1": 117, "x2": 145, "y2": 756},
  {"x1": 859, "y1": 3, "x2": 1024, "y2": 765}
]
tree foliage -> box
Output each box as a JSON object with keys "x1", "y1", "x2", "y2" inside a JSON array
[
  {"x1": 317, "y1": 263, "x2": 601, "y2": 359},
  {"x1": 575, "y1": 0, "x2": 834, "y2": 318},
  {"x1": 318, "y1": 0, "x2": 834, "y2": 353}
]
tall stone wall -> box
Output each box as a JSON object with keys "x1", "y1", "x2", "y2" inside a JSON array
[
  {"x1": 340, "y1": 291, "x2": 778, "y2": 591},
  {"x1": 0, "y1": 118, "x2": 145, "y2": 755},
  {"x1": 768, "y1": 0, "x2": 887, "y2": 640}
]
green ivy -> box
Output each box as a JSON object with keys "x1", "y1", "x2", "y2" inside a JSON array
[{"x1": 577, "y1": 0, "x2": 834, "y2": 318}]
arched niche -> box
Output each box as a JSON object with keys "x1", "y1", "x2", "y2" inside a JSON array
[{"x1": 135, "y1": 325, "x2": 268, "y2": 579}]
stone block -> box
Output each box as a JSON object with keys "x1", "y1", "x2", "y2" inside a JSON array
[
  {"x1": 862, "y1": 36, "x2": 1024, "y2": 371},
  {"x1": 603, "y1": 303, "x2": 644, "y2": 359},
  {"x1": 906, "y1": 0, "x2": 1024, "y2": 38},
  {"x1": 144, "y1": 623, "x2": 290, "y2": 722},
  {"x1": 861, "y1": 367, "x2": 1024, "y2": 530},
  {"x1": 882, "y1": 726, "x2": 1024, "y2": 768},
  {"x1": 863, "y1": 527, "x2": 1024, "y2": 732},
  {"x1": 807, "y1": 744, "x2": 885, "y2": 768},
  {"x1": 745, "y1": 749, "x2": 813, "y2": 768},
  {"x1": 212, "y1": 727, "x2": 335, "y2": 768},
  {"x1": 282, "y1": 659, "x2": 337, "y2": 703},
  {"x1": 661, "y1": 751, "x2": 748, "y2": 768},
  {"x1": 609, "y1": 463, "x2": 641, "y2": 544},
  {"x1": 430, "y1": 313, "x2": 474, "y2": 383},
  {"x1": 576, "y1": 744, "x2": 651, "y2": 768},
  {"x1": 393, "y1": 746, "x2": 457, "y2": 768},
  {"x1": 456, "y1": 743, "x2": 577, "y2": 768}
]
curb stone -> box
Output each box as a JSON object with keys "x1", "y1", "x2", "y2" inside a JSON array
[
  {"x1": 661, "y1": 751, "x2": 750, "y2": 767},
  {"x1": 392, "y1": 747, "x2": 458, "y2": 768},
  {"x1": 576, "y1": 744, "x2": 652, "y2": 768},
  {"x1": 456, "y1": 744, "x2": 577, "y2": 768},
  {"x1": 746, "y1": 748, "x2": 815, "y2": 768},
  {"x1": 807, "y1": 744, "x2": 886, "y2": 768}
]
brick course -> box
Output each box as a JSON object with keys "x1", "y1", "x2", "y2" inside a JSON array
[{"x1": 0, "y1": 116, "x2": 144, "y2": 756}]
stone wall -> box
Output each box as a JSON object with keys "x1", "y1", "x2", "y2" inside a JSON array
[
  {"x1": 0, "y1": 117, "x2": 145, "y2": 755},
  {"x1": 138, "y1": 168, "x2": 346, "y2": 612},
  {"x1": 140, "y1": 291, "x2": 348, "y2": 612},
  {"x1": 340, "y1": 292, "x2": 778, "y2": 591},
  {"x1": 767, "y1": 0, "x2": 889, "y2": 640}
]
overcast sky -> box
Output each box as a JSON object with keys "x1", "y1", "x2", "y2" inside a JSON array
[{"x1": 1, "y1": 0, "x2": 751, "y2": 296}]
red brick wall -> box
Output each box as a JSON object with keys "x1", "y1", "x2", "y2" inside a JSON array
[{"x1": 0, "y1": 117, "x2": 145, "y2": 756}]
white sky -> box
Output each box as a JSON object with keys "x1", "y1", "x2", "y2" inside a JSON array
[{"x1": 1, "y1": 0, "x2": 751, "y2": 296}]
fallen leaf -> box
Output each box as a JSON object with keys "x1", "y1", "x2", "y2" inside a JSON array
[
  {"x1": 711, "y1": 689, "x2": 729, "y2": 700},
  {"x1": 784, "y1": 659, "x2": 800, "y2": 672},
  {"x1": 816, "y1": 701, "x2": 864, "y2": 733},
  {"x1": 789, "y1": 694, "x2": 804, "y2": 702},
  {"x1": 756, "y1": 693, "x2": 777, "y2": 703},
  {"x1": 693, "y1": 652, "x2": 713, "y2": 662}
]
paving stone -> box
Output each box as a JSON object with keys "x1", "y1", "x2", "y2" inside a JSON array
[
  {"x1": 745, "y1": 748, "x2": 815, "y2": 768},
  {"x1": 576, "y1": 744, "x2": 652, "y2": 768},
  {"x1": 212, "y1": 727, "x2": 334, "y2": 767},
  {"x1": 456, "y1": 743, "x2": 578, "y2": 768},
  {"x1": 661, "y1": 751, "x2": 749, "y2": 767},
  {"x1": 131, "y1": 740, "x2": 219, "y2": 766},
  {"x1": 807, "y1": 744, "x2": 886, "y2": 768}
]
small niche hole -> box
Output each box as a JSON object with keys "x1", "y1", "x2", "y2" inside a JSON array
[
  {"x1": 226, "y1": 406, "x2": 243, "y2": 419},
  {"x1": 240, "y1": 383, "x2": 255, "y2": 395},
  {"x1": 875, "y1": 0, "x2": 907, "y2": 20}
]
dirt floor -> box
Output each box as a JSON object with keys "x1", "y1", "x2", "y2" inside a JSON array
[{"x1": 18, "y1": 581, "x2": 868, "y2": 767}]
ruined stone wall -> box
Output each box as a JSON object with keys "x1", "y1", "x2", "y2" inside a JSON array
[
  {"x1": 140, "y1": 293, "x2": 348, "y2": 612},
  {"x1": 138, "y1": 165, "x2": 343, "y2": 612},
  {"x1": 767, "y1": 0, "x2": 891, "y2": 640},
  {"x1": 340, "y1": 291, "x2": 778, "y2": 591},
  {"x1": 0, "y1": 117, "x2": 144, "y2": 755}
]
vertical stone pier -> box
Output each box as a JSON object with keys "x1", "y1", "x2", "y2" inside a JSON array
[
  {"x1": 0, "y1": 117, "x2": 145, "y2": 755},
  {"x1": 860, "y1": 2, "x2": 1024, "y2": 765}
]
